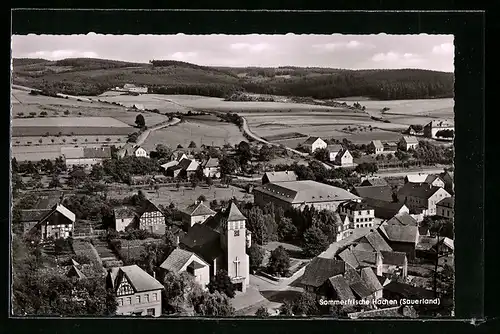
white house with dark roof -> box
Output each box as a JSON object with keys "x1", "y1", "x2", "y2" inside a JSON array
[
  {"x1": 327, "y1": 145, "x2": 343, "y2": 161},
  {"x1": 28, "y1": 204, "x2": 76, "y2": 240},
  {"x1": 114, "y1": 206, "x2": 137, "y2": 232},
  {"x1": 397, "y1": 183, "x2": 451, "y2": 216},
  {"x1": 333, "y1": 147, "x2": 354, "y2": 167},
  {"x1": 262, "y1": 171, "x2": 297, "y2": 184},
  {"x1": 302, "y1": 136, "x2": 327, "y2": 153},
  {"x1": 253, "y1": 180, "x2": 360, "y2": 212},
  {"x1": 399, "y1": 136, "x2": 419, "y2": 151},
  {"x1": 436, "y1": 196, "x2": 454, "y2": 219},
  {"x1": 118, "y1": 144, "x2": 148, "y2": 159},
  {"x1": 202, "y1": 158, "x2": 221, "y2": 178},
  {"x1": 369, "y1": 140, "x2": 384, "y2": 155},
  {"x1": 107, "y1": 264, "x2": 163, "y2": 317},
  {"x1": 133, "y1": 198, "x2": 166, "y2": 235},
  {"x1": 180, "y1": 201, "x2": 216, "y2": 230},
  {"x1": 160, "y1": 248, "x2": 210, "y2": 289},
  {"x1": 338, "y1": 201, "x2": 375, "y2": 229}
]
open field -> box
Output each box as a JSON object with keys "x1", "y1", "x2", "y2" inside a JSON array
[
  {"x1": 13, "y1": 116, "x2": 130, "y2": 128},
  {"x1": 141, "y1": 118, "x2": 246, "y2": 151},
  {"x1": 11, "y1": 88, "x2": 170, "y2": 127},
  {"x1": 90, "y1": 93, "x2": 191, "y2": 113},
  {"x1": 107, "y1": 185, "x2": 253, "y2": 209}
]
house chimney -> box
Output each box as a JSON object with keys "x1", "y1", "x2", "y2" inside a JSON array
[
  {"x1": 153, "y1": 271, "x2": 156, "y2": 279},
  {"x1": 176, "y1": 235, "x2": 180, "y2": 248}
]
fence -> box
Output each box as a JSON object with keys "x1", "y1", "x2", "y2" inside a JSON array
[{"x1": 72, "y1": 229, "x2": 107, "y2": 239}]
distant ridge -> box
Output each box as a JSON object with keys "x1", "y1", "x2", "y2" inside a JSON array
[{"x1": 12, "y1": 57, "x2": 454, "y2": 101}]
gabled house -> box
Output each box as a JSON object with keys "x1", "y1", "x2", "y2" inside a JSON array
[
  {"x1": 353, "y1": 185, "x2": 394, "y2": 202},
  {"x1": 404, "y1": 173, "x2": 429, "y2": 184},
  {"x1": 424, "y1": 175, "x2": 445, "y2": 188},
  {"x1": 383, "y1": 142, "x2": 398, "y2": 155},
  {"x1": 180, "y1": 201, "x2": 216, "y2": 230},
  {"x1": 378, "y1": 224, "x2": 419, "y2": 261},
  {"x1": 300, "y1": 257, "x2": 346, "y2": 293},
  {"x1": 361, "y1": 198, "x2": 410, "y2": 220},
  {"x1": 62, "y1": 147, "x2": 111, "y2": 170},
  {"x1": 406, "y1": 125, "x2": 423, "y2": 136},
  {"x1": 368, "y1": 140, "x2": 384, "y2": 155},
  {"x1": 397, "y1": 183, "x2": 452, "y2": 216},
  {"x1": 20, "y1": 209, "x2": 52, "y2": 235},
  {"x1": 333, "y1": 147, "x2": 354, "y2": 166},
  {"x1": 28, "y1": 204, "x2": 76, "y2": 240},
  {"x1": 439, "y1": 170, "x2": 454, "y2": 194},
  {"x1": 399, "y1": 136, "x2": 419, "y2": 151},
  {"x1": 118, "y1": 144, "x2": 149, "y2": 159},
  {"x1": 114, "y1": 206, "x2": 137, "y2": 232},
  {"x1": 133, "y1": 199, "x2": 166, "y2": 235},
  {"x1": 107, "y1": 265, "x2": 164, "y2": 317},
  {"x1": 302, "y1": 137, "x2": 327, "y2": 153},
  {"x1": 423, "y1": 120, "x2": 454, "y2": 139},
  {"x1": 359, "y1": 177, "x2": 388, "y2": 187},
  {"x1": 160, "y1": 248, "x2": 210, "y2": 289},
  {"x1": 385, "y1": 212, "x2": 418, "y2": 227},
  {"x1": 338, "y1": 201, "x2": 375, "y2": 229},
  {"x1": 262, "y1": 171, "x2": 297, "y2": 184},
  {"x1": 338, "y1": 247, "x2": 408, "y2": 279},
  {"x1": 327, "y1": 145, "x2": 343, "y2": 162},
  {"x1": 335, "y1": 213, "x2": 352, "y2": 242},
  {"x1": 436, "y1": 196, "x2": 454, "y2": 219},
  {"x1": 166, "y1": 158, "x2": 200, "y2": 178},
  {"x1": 202, "y1": 158, "x2": 221, "y2": 178}
]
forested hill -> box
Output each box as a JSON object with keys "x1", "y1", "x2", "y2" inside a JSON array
[{"x1": 12, "y1": 58, "x2": 454, "y2": 100}]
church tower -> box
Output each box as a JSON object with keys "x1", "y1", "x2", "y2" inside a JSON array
[{"x1": 220, "y1": 202, "x2": 250, "y2": 292}]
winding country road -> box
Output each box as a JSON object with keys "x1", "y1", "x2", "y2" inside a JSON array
[{"x1": 134, "y1": 117, "x2": 181, "y2": 147}]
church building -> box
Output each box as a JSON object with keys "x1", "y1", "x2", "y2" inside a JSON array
[{"x1": 175, "y1": 202, "x2": 251, "y2": 292}]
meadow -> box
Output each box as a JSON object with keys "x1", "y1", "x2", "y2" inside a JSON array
[{"x1": 140, "y1": 117, "x2": 246, "y2": 151}]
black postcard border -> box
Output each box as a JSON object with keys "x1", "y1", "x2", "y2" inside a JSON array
[{"x1": 6, "y1": 8, "x2": 488, "y2": 334}]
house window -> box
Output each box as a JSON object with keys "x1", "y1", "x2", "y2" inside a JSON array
[
  {"x1": 147, "y1": 308, "x2": 155, "y2": 316},
  {"x1": 234, "y1": 230, "x2": 240, "y2": 237},
  {"x1": 145, "y1": 294, "x2": 150, "y2": 303},
  {"x1": 153, "y1": 293, "x2": 158, "y2": 301},
  {"x1": 126, "y1": 297, "x2": 132, "y2": 305},
  {"x1": 118, "y1": 298, "x2": 123, "y2": 306},
  {"x1": 136, "y1": 295, "x2": 141, "y2": 303}
]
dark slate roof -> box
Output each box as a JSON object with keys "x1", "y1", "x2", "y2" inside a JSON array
[
  {"x1": 362, "y1": 230, "x2": 393, "y2": 252},
  {"x1": 160, "y1": 248, "x2": 196, "y2": 273},
  {"x1": 352, "y1": 250, "x2": 377, "y2": 267},
  {"x1": 20, "y1": 209, "x2": 51, "y2": 222},
  {"x1": 182, "y1": 201, "x2": 216, "y2": 217},
  {"x1": 83, "y1": 147, "x2": 111, "y2": 159},
  {"x1": 114, "y1": 206, "x2": 136, "y2": 219},
  {"x1": 109, "y1": 265, "x2": 164, "y2": 293},
  {"x1": 384, "y1": 282, "x2": 435, "y2": 299},
  {"x1": 137, "y1": 199, "x2": 164, "y2": 216},
  {"x1": 350, "y1": 281, "x2": 373, "y2": 299},
  {"x1": 402, "y1": 136, "x2": 419, "y2": 144},
  {"x1": 354, "y1": 186, "x2": 393, "y2": 202},
  {"x1": 397, "y1": 183, "x2": 446, "y2": 200},
  {"x1": 437, "y1": 196, "x2": 454, "y2": 209},
  {"x1": 339, "y1": 200, "x2": 373, "y2": 211},
  {"x1": 303, "y1": 136, "x2": 322, "y2": 145},
  {"x1": 360, "y1": 178, "x2": 389, "y2": 187},
  {"x1": 344, "y1": 266, "x2": 362, "y2": 285},
  {"x1": 416, "y1": 236, "x2": 439, "y2": 251},
  {"x1": 188, "y1": 261, "x2": 206, "y2": 270},
  {"x1": 378, "y1": 224, "x2": 418, "y2": 243},
  {"x1": 361, "y1": 198, "x2": 407, "y2": 220},
  {"x1": 338, "y1": 249, "x2": 360, "y2": 269},
  {"x1": 226, "y1": 202, "x2": 247, "y2": 221},
  {"x1": 34, "y1": 193, "x2": 63, "y2": 210},
  {"x1": 328, "y1": 274, "x2": 356, "y2": 301},
  {"x1": 360, "y1": 267, "x2": 383, "y2": 293},
  {"x1": 204, "y1": 202, "x2": 246, "y2": 233},
  {"x1": 180, "y1": 223, "x2": 223, "y2": 262},
  {"x1": 425, "y1": 174, "x2": 443, "y2": 184},
  {"x1": 300, "y1": 257, "x2": 346, "y2": 288},
  {"x1": 386, "y1": 212, "x2": 418, "y2": 227},
  {"x1": 381, "y1": 250, "x2": 407, "y2": 266}
]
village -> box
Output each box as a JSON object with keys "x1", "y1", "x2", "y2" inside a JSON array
[{"x1": 12, "y1": 115, "x2": 454, "y2": 318}]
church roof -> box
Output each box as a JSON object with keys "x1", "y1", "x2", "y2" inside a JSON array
[{"x1": 182, "y1": 201, "x2": 216, "y2": 217}]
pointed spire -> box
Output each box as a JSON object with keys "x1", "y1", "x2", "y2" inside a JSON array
[{"x1": 226, "y1": 201, "x2": 246, "y2": 222}]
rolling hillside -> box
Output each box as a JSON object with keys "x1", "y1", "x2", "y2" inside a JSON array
[{"x1": 12, "y1": 58, "x2": 454, "y2": 100}]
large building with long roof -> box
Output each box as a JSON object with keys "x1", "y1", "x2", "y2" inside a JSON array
[{"x1": 253, "y1": 180, "x2": 360, "y2": 212}]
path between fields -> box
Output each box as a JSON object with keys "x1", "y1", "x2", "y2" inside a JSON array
[{"x1": 135, "y1": 117, "x2": 181, "y2": 147}]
